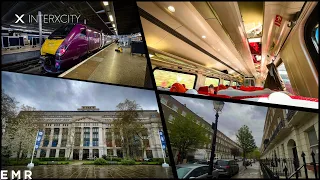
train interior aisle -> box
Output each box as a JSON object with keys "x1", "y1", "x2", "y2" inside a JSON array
[
  {"x1": 59, "y1": 43, "x2": 148, "y2": 87},
  {"x1": 1, "y1": 1, "x2": 152, "y2": 88},
  {"x1": 138, "y1": 1, "x2": 319, "y2": 109}
]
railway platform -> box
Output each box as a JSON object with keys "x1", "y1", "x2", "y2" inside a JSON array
[{"x1": 59, "y1": 43, "x2": 149, "y2": 88}]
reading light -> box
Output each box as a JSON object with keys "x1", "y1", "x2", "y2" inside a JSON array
[
  {"x1": 202, "y1": 35, "x2": 206, "y2": 39},
  {"x1": 109, "y1": 15, "x2": 114, "y2": 22},
  {"x1": 103, "y1": 1, "x2": 108, "y2": 6},
  {"x1": 168, "y1": 6, "x2": 175, "y2": 12}
]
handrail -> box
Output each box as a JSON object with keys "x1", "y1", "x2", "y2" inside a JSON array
[{"x1": 288, "y1": 164, "x2": 304, "y2": 179}]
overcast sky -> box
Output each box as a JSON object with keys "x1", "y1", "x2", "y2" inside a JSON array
[
  {"x1": 172, "y1": 95, "x2": 268, "y2": 147},
  {"x1": 1, "y1": 72, "x2": 159, "y2": 112}
]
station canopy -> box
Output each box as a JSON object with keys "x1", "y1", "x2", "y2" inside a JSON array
[{"x1": 1, "y1": 1, "x2": 140, "y2": 35}]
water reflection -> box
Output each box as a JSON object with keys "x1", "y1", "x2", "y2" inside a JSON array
[{"x1": 3, "y1": 165, "x2": 173, "y2": 178}]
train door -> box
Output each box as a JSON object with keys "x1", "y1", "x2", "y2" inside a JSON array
[{"x1": 79, "y1": 27, "x2": 88, "y2": 57}]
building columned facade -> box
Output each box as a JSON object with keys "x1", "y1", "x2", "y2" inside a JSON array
[
  {"x1": 260, "y1": 108, "x2": 318, "y2": 178},
  {"x1": 160, "y1": 95, "x2": 242, "y2": 162},
  {"x1": 28, "y1": 106, "x2": 164, "y2": 160}
]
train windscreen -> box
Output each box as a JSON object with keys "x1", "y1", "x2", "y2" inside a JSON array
[{"x1": 48, "y1": 24, "x2": 75, "y2": 39}]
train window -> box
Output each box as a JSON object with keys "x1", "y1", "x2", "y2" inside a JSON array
[
  {"x1": 231, "y1": 81, "x2": 237, "y2": 86},
  {"x1": 204, "y1": 77, "x2": 220, "y2": 87},
  {"x1": 48, "y1": 24, "x2": 75, "y2": 39},
  {"x1": 223, "y1": 80, "x2": 230, "y2": 86},
  {"x1": 277, "y1": 63, "x2": 295, "y2": 95},
  {"x1": 153, "y1": 69, "x2": 197, "y2": 89},
  {"x1": 311, "y1": 25, "x2": 318, "y2": 53},
  {"x1": 81, "y1": 29, "x2": 86, "y2": 36}
]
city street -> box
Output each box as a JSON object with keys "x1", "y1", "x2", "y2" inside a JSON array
[{"x1": 231, "y1": 161, "x2": 262, "y2": 178}]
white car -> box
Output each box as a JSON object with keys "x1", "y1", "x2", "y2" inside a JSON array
[{"x1": 176, "y1": 164, "x2": 219, "y2": 179}]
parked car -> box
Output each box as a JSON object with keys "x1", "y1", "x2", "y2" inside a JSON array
[
  {"x1": 193, "y1": 159, "x2": 209, "y2": 165},
  {"x1": 176, "y1": 164, "x2": 219, "y2": 179},
  {"x1": 214, "y1": 159, "x2": 239, "y2": 177}
]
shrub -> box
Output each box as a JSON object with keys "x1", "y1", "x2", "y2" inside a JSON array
[
  {"x1": 83, "y1": 162, "x2": 95, "y2": 165},
  {"x1": 38, "y1": 157, "x2": 67, "y2": 161},
  {"x1": 102, "y1": 154, "x2": 107, "y2": 160},
  {"x1": 121, "y1": 159, "x2": 135, "y2": 165},
  {"x1": 105, "y1": 157, "x2": 122, "y2": 162},
  {"x1": 141, "y1": 161, "x2": 148, "y2": 165},
  {"x1": 94, "y1": 158, "x2": 107, "y2": 165}
]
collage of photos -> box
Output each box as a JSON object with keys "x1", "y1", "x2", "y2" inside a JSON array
[{"x1": 1, "y1": 1, "x2": 319, "y2": 180}]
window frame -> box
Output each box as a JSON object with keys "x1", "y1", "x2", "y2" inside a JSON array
[{"x1": 152, "y1": 67, "x2": 198, "y2": 89}]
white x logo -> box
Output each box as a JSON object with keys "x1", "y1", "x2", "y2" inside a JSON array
[{"x1": 15, "y1": 14, "x2": 25, "y2": 23}]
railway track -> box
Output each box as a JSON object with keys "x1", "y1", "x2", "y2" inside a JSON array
[{"x1": 2, "y1": 59, "x2": 42, "y2": 73}]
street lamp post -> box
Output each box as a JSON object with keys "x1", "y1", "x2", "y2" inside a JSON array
[{"x1": 208, "y1": 101, "x2": 224, "y2": 178}]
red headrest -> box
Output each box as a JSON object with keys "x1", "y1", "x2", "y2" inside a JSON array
[
  {"x1": 218, "y1": 84, "x2": 227, "y2": 90},
  {"x1": 198, "y1": 86, "x2": 209, "y2": 92},
  {"x1": 170, "y1": 83, "x2": 187, "y2": 93}
]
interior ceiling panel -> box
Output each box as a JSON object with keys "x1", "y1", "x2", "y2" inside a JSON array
[
  {"x1": 140, "y1": 17, "x2": 232, "y2": 73},
  {"x1": 139, "y1": 1, "x2": 258, "y2": 77},
  {"x1": 208, "y1": 2, "x2": 257, "y2": 78}
]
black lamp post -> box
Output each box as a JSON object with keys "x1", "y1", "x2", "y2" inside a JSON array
[{"x1": 208, "y1": 101, "x2": 224, "y2": 178}]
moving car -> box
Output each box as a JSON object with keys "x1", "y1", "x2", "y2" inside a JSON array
[
  {"x1": 176, "y1": 164, "x2": 219, "y2": 179},
  {"x1": 214, "y1": 159, "x2": 239, "y2": 177}
]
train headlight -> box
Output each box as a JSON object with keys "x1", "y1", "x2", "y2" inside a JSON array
[{"x1": 56, "y1": 46, "x2": 67, "y2": 56}]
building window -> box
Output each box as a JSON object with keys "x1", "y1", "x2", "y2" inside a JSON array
[
  {"x1": 107, "y1": 149, "x2": 113, "y2": 156},
  {"x1": 143, "y1": 139, "x2": 150, "y2": 148},
  {"x1": 168, "y1": 114, "x2": 174, "y2": 123},
  {"x1": 59, "y1": 149, "x2": 65, "y2": 157},
  {"x1": 93, "y1": 140, "x2": 99, "y2": 146},
  {"x1": 172, "y1": 105, "x2": 178, "y2": 112},
  {"x1": 146, "y1": 150, "x2": 153, "y2": 158},
  {"x1": 161, "y1": 98, "x2": 168, "y2": 105},
  {"x1": 307, "y1": 127, "x2": 318, "y2": 163},
  {"x1": 40, "y1": 149, "x2": 46, "y2": 157},
  {"x1": 49, "y1": 149, "x2": 56, "y2": 157}
]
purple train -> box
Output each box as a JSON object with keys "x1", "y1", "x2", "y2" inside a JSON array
[{"x1": 40, "y1": 24, "x2": 113, "y2": 73}]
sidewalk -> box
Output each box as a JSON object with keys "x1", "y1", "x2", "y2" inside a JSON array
[{"x1": 232, "y1": 162, "x2": 262, "y2": 178}]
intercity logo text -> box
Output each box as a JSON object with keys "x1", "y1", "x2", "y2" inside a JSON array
[{"x1": 15, "y1": 14, "x2": 81, "y2": 24}]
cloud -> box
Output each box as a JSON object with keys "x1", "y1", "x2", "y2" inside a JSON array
[
  {"x1": 172, "y1": 95, "x2": 267, "y2": 147},
  {"x1": 1, "y1": 72, "x2": 159, "y2": 112}
]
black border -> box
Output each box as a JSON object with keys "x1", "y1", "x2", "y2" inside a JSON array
[
  {"x1": 134, "y1": 1, "x2": 178, "y2": 179},
  {"x1": 153, "y1": 67, "x2": 198, "y2": 89},
  {"x1": 157, "y1": 90, "x2": 318, "y2": 113}
]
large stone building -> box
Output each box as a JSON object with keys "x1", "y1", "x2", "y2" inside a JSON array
[
  {"x1": 160, "y1": 95, "x2": 242, "y2": 162},
  {"x1": 260, "y1": 108, "x2": 318, "y2": 178},
  {"x1": 23, "y1": 106, "x2": 164, "y2": 160}
]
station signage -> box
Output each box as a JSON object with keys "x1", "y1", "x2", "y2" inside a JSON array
[
  {"x1": 34, "y1": 130, "x2": 44, "y2": 151},
  {"x1": 159, "y1": 131, "x2": 166, "y2": 150},
  {"x1": 274, "y1": 15, "x2": 283, "y2": 27},
  {"x1": 15, "y1": 14, "x2": 81, "y2": 24}
]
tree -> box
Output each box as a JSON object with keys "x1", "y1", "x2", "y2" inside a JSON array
[
  {"x1": 167, "y1": 113, "x2": 210, "y2": 164},
  {"x1": 113, "y1": 99, "x2": 145, "y2": 159},
  {"x1": 230, "y1": 148, "x2": 241, "y2": 160},
  {"x1": 1, "y1": 90, "x2": 18, "y2": 136},
  {"x1": 236, "y1": 125, "x2": 257, "y2": 161},
  {"x1": 2, "y1": 105, "x2": 42, "y2": 160},
  {"x1": 247, "y1": 148, "x2": 261, "y2": 160}
]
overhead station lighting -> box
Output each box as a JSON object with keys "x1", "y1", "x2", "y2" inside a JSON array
[
  {"x1": 109, "y1": 15, "x2": 114, "y2": 22},
  {"x1": 149, "y1": 54, "x2": 154, "y2": 58},
  {"x1": 168, "y1": 6, "x2": 175, "y2": 12},
  {"x1": 103, "y1": 1, "x2": 109, "y2": 6},
  {"x1": 202, "y1": 35, "x2": 206, "y2": 39},
  {"x1": 112, "y1": 24, "x2": 115, "y2": 27}
]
